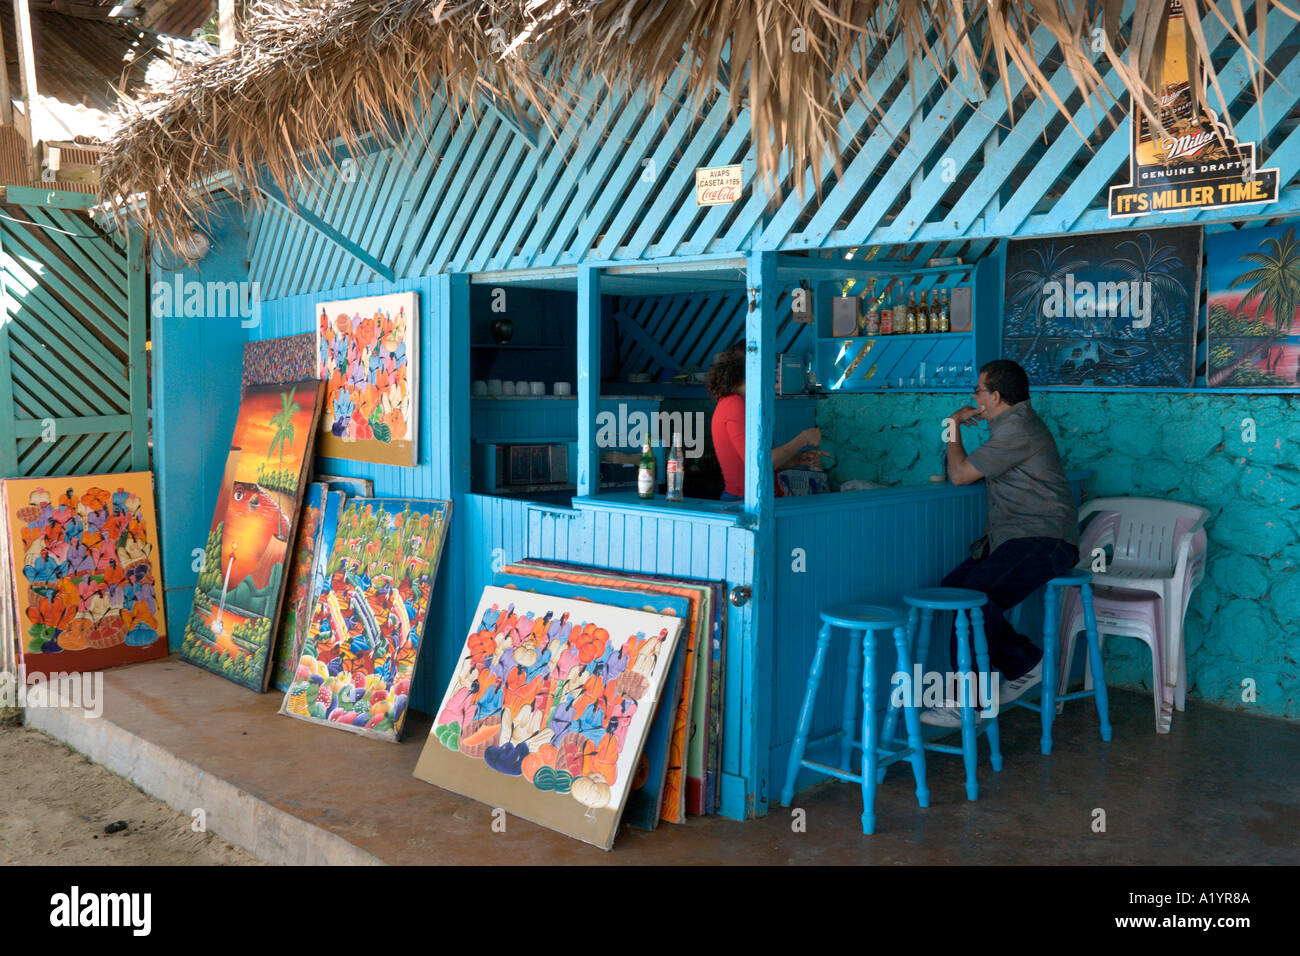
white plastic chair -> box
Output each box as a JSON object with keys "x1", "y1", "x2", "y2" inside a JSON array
[{"x1": 1058, "y1": 497, "x2": 1208, "y2": 733}]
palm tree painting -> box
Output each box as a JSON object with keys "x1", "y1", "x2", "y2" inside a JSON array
[
  {"x1": 1206, "y1": 225, "x2": 1300, "y2": 387},
  {"x1": 267, "y1": 391, "x2": 302, "y2": 463},
  {"x1": 1002, "y1": 227, "x2": 1200, "y2": 387}
]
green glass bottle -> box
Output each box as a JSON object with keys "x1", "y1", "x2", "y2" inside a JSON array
[{"x1": 637, "y1": 443, "x2": 656, "y2": 499}]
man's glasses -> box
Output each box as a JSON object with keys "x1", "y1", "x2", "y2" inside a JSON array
[{"x1": 973, "y1": 386, "x2": 991, "y2": 395}]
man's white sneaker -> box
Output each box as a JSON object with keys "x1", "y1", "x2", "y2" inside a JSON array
[
  {"x1": 918, "y1": 704, "x2": 965, "y2": 727},
  {"x1": 999, "y1": 661, "x2": 1043, "y2": 706}
]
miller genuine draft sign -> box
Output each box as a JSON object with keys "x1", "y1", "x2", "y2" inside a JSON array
[{"x1": 1109, "y1": 0, "x2": 1278, "y2": 218}]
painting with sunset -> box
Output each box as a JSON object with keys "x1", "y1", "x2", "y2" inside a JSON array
[
  {"x1": 1207, "y1": 224, "x2": 1300, "y2": 387},
  {"x1": 315, "y1": 292, "x2": 419, "y2": 467},
  {"x1": 180, "y1": 380, "x2": 325, "y2": 691},
  {"x1": 280, "y1": 497, "x2": 450, "y2": 742},
  {"x1": 2, "y1": 472, "x2": 167, "y2": 680}
]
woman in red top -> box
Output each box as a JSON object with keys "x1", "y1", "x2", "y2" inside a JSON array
[{"x1": 706, "y1": 344, "x2": 825, "y2": 500}]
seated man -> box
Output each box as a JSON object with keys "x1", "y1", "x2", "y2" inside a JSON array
[{"x1": 926, "y1": 359, "x2": 1079, "y2": 725}]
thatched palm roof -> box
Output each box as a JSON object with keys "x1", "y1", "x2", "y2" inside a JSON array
[{"x1": 100, "y1": 0, "x2": 1294, "y2": 250}]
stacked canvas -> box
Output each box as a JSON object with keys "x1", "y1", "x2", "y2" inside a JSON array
[
  {"x1": 279, "y1": 497, "x2": 451, "y2": 740},
  {"x1": 507, "y1": 561, "x2": 728, "y2": 820},
  {"x1": 414, "y1": 585, "x2": 685, "y2": 850}
]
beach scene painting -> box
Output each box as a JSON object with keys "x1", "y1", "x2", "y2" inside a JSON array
[
  {"x1": 1002, "y1": 227, "x2": 1201, "y2": 387},
  {"x1": 179, "y1": 380, "x2": 325, "y2": 691},
  {"x1": 1206, "y1": 224, "x2": 1300, "y2": 387}
]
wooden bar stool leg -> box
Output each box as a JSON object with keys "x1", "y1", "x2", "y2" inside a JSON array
[
  {"x1": 1081, "y1": 582, "x2": 1113, "y2": 741},
  {"x1": 971, "y1": 605, "x2": 1002, "y2": 772},
  {"x1": 1040, "y1": 583, "x2": 1059, "y2": 755},
  {"x1": 892, "y1": 624, "x2": 929, "y2": 809},
  {"x1": 954, "y1": 609, "x2": 979, "y2": 801},
  {"x1": 860, "y1": 629, "x2": 879, "y2": 834},
  {"x1": 781, "y1": 622, "x2": 834, "y2": 806},
  {"x1": 878, "y1": 606, "x2": 919, "y2": 781},
  {"x1": 840, "y1": 624, "x2": 863, "y2": 771}
]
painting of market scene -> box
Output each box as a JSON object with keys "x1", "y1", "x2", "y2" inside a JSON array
[
  {"x1": 180, "y1": 380, "x2": 325, "y2": 691},
  {"x1": 280, "y1": 497, "x2": 450, "y2": 741}
]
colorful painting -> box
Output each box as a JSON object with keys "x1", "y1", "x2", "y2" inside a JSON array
[
  {"x1": 1206, "y1": 224, "x2": 1300, "y2": 387},
  {"x1": 315, "y1": 292, "x2": 418, "y2": 467},
  {"x1": 180, "y1": 380, "x2": 326, "y2": 691},
  {"x1": 507, "y1": 561, "x2": 711, "y2": 822},
  {"x1": 242, "y1": 333, "x2": 317, "y2": 395},
  {"x1": 414, "y1": 586, "x2": 684, "y2": 850},
  {"x1": 494, "y1": 571, "x2": 690, "y2": 830},
  {"x1": 1, "y1": 472, "x2": 166, "y2": 679},
  {"x1": 279, "y1": 497, "x2": 450, "y2": 741},
  {"x1": 270, "y1": 485, "x2": 345, "y2": 692},
  {"x1": 1002, "y1": 227, "x2": 1202, "y2": 387}
]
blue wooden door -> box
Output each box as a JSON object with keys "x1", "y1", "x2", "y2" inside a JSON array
[{"x1": 0, "y1": 188, "x2": 148, "y2": 478}]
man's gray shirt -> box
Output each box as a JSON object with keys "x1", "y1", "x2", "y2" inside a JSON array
[{"x1": 966, "y1": 401, "x2": 1078, "y2": 551}]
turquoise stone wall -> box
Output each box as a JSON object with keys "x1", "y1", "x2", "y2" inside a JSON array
[{"x1": 818, "y1": 392, "x2": 1300, "y2": 721}]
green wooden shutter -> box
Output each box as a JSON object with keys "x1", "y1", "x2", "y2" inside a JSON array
[{"x1": 0, "y1": 187, "x2": 148, "y2": 478}]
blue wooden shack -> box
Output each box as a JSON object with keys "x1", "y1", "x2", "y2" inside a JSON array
[{"x1": 90, "y1": 0, "x2": 1300, "y2": 823}]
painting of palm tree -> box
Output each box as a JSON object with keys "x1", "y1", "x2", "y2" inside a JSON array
[
  {"x1": 1104, "y1": 233, "x2": 1190, "y2": 379},
  {"x1": 1207, "y1": 225, "x2": 1300, "y2": 387},
  {"x1": 1002, "y1": 227, "x2": 1200, "y2": 386},
  {"x1": 267, "y1": 391, "x2": 302, "y2": 463},
  {"x1": 1006, "y1": 242, "x2": 1087, "y2": 361}
]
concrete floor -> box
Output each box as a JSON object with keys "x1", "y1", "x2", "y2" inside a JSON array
[{"x1": 26, "y1": 656, "x2": 1300, "y2": 864}]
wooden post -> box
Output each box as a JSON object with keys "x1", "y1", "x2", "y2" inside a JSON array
[
  {"x1": 742, "y1": 250, "x2": 776, "y2": 814},
  {"x1": 576, "y1": 265, "x2": 600, "y2": 497},
  {"x1": 126, "y1": 227, "x2": 149, "y2": 470},
  {"x1": 0, "y1": 24, "x2": 13, "y2": 127},
  {"x1": 13, "y1": 0, "x2": 38, "y2": 181},
  {"x1": 218, "y1": 0, "x2": 235, "y2": 52}
]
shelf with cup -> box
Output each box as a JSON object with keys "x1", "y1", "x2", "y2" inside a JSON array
[{"x1": 817, "y1": 332, "x2": 977, "y2": 392}]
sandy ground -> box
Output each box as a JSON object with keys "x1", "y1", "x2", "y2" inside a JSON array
[{"x1": 0, "y1": 720, "x2": 263, "y2": 866}]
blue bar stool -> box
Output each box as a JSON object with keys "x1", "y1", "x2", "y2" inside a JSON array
[
  {"x1": 881, "y1": 587, "x2": 1002, "y2": 802},
  {"x1": 1017, "y1": 568, "x2": 1112, "y2": 753},
  {"x1": 779, "y1": 603, "x2": 929, "y2": 834}
]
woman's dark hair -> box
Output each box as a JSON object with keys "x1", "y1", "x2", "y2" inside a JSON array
[
  {"x1": 706, "y1": 343, "x2": 746, "y2": 400},
  {"x1": 979, "y1": 359, "x2": 1030, "y2": 405}
]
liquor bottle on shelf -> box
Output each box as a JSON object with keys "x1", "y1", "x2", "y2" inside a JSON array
[
  {"x1": 939, "y1": 289, "x2": 950, "y2": 332},
  {"x1": 880, "y1": 282, "x2": 895, "y2": 335},
  {"x1": 906, "y1": 290, "x2": 918, "y2": 334},
  {"x1": 917, "y1": 290, "x2": 930, "y2": 334},
  {"x1": 638, "y1": 443, "x2": 656, "y2": 499},
  {"x1": 666, "y1": 432, "x2": 685, "y2": 501},
  {"x1": 859, "y1": 279, "x2": 876, "y2": 335},
  {"x1": 864, "y1": 279, "x2": 880, "y2": 335},
  {"x1": 928, "y1": 290, "x2": 939, "y2": 333}
]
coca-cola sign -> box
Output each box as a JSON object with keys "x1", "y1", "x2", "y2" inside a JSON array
[{"x1": 695, "y1": 164, "x2": 744, "y2": 206}]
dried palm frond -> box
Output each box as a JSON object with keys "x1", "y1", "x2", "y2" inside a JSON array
[{"x1": 99, "y1": 0, "x2": 1298, "y2": 254}]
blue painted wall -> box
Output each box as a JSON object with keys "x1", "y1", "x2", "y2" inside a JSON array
[
  {"x1": 818, "y1": 391, "x2": 1300, "y2": 721},
  {"x1": 151, "y1": 200, "x2": 250, "y2": 648}
]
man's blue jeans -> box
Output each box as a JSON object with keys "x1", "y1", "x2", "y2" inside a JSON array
[{"x1": 940, "y1": 536, "x2": 1079, "y2": 682}]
